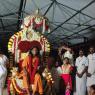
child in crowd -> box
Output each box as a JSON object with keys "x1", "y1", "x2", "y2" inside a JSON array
[{"x1": 89, "y1": 85, "x2": 95, "y2": 95}]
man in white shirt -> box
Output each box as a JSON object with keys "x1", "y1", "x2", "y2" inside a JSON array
[
  {"x1": 0, "y1": 51, "x2": 9, "y2": 95},
  {"x1": 87, "y1": 47, "x2": 95, "y2": 94},
  {"x1": 75, "y1": 50, "x2": 88, "y2": 95}
]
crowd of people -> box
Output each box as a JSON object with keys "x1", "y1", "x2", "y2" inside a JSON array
[
  {"x1": 0, "y1": 46, "x2": 95, "y2": 95},
  {"x1": 57, "y1": 46, "x2": 95, "y2": 95}
]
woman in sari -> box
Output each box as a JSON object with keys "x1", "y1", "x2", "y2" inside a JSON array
[{"x1": 58, "y1": 57, "x2": 73, "y2": 95}]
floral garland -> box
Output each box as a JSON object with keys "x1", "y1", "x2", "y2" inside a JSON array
[
  {"x1": 11, "y1": 78, "x2": 26, "y2": 94},
  {"x1": 18, "y1": 40, "x2": 42, "y2": 52}
]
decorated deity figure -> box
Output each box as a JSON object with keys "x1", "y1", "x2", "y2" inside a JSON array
[
  {"x1": 7, "y1": 10, "x2": 51, "y2": 95},
  {"x1": 9, "y1": 65, "x2": 43, "y2": 95}
]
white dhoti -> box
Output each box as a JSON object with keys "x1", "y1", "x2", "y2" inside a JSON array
[
  {"x1": 76, "y1": 74, "x2": 87, "y2": 95},
  {"x1": 0, "y1": 55, "x2": 8, "y2": 95},
  {"x1": 0, "y1": 70, "x2": 7, "y2": 95},
  {"x1": 0, "y1": 87, "x2": 3, "y2": 95},
  {"x1": 87, "y1": 53, "x2": 95, "y2": 93}
]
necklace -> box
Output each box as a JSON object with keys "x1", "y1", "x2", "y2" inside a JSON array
[{"x1": 62, "y1": 64, "x2": 71, "y2": 74}]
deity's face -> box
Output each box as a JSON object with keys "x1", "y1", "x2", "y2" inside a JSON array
[{"x1": 31, "y1": 47, "x2": 38, "y2": 56}]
